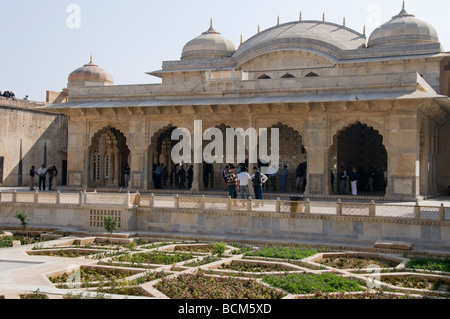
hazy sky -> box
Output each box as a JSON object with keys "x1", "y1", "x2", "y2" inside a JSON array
[{"x1": 1, "y1": 0, "x2": 449, "y2": 101}]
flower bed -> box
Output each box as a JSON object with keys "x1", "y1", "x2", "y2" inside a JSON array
[
  {"x1": 245, "y1": 246, "x2": 319, "y2": 260},
  {"x1": 382, "y1": 275, "x2": 450, "y2": 291},
  {"x1": 262, "y1": 273, "x2": 365, "y2": 294},
  {"x1": 173, "y1": 245, "x2": 214, "y2": 253},
  {"x1": 112, "y1": 251, "x2": 194, "y2": 265},
  {"x1": 218, "y1": 261, "x2": 294, "y2": 273},
  {"x1": 155, "y1": 271, "x2": 286, "y2": 299},
  {"x1": 184, "y1": 256, "x2": 222, "y2": 267},
  {"x1": 319, "y1": 254, "x2": 399, "y2": 269},
  {"x1": 49, "y1": 267, "x2": 138, "y2": 288},
  {"x1": 405, "y1": 257, "x2": 450, "y2": 273}
]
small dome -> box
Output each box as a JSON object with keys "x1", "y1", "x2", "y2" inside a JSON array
[
  {"x1": 368, "y1": 5, "x2": 439, "y2": 47},
  {"x1": 68, "y1": 56, "x2": 114, "y2": 87},
  {"x1": 182, "y1": 22, "x2": 236, "y2": 59}
]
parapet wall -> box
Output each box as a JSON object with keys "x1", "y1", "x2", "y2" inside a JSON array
[{"x1": 0, "y1": 192, "x2": 449, "y2": 250}]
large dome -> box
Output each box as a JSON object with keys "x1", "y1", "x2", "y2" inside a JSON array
[
  {"x1": 368, "y1": 5, "x2": 439, "y2": 47},
  {"x1": 68, "y1": 57, "x2": 114, "y2": 87},
  {"x1": 181, "y1": 22, "x2": 236, "y2": 59}
]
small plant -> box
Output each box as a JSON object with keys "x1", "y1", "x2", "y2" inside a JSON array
[
  {"x1": 15, "y1": 211, "x2": 31, "y2": 239},
  {"x1": 104, "y1": 215, "x2": 118, "y2": 238},
  {"x1": 20, "y1": 289, "x2": 49, "y2": 299},
  {"x1": 213, "y1": 242, "x2": 227, "y2": 257}
]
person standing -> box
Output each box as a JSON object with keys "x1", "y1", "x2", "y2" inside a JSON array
[
  {"x1": 365, "y1": 166, "x2": 376, "y2": 192},
  {"x1": 237, "y1": 168, "x2": 252, "y2": 199},
  {"x1": 339, "y1": 167, "x2": 347, "y2": 195},
  {"x1": 187, "y1": 165, "x2": 194, "y2": 190},
  {"x1": 223, "y1": 165, "x2": 230, "y2": 190},
  {"x1": 226, "y1": 165, "x2": 238, "y2": 199},
  {"x1": 47, "y1": 166, "x2": 55, "y2": 191},
  {"x1": 52, "y1": 166, "x2": 58, "y2": 190},
  {"x1": 280, "y1": 165, "x2": 289, "y2": 192},
  {"x1": 154, "y1": 163, "x2": 163, "y2": 189},
  {"x1": 37, "y1": 164, "x2": 47, "y2": 191},
  {"x1": 252, "y1": 167, "x2": 262, "y2": 200},
  {"x1": 179, "y1": 165, "x2": 186, "y2": 189},
  {"x1": 331, "y1": 170, "x2": 335, "y2": 193},
  {"x1": 124, "y1": 164, "x2": 131, "y2": 189},
  {"x1": 162, "y1": 164, "x2": 168, "y2": 188},
  {"x1": 29, "y1": 166, "x2": 37, "y2": 191},
  {"x1": 350, "y1": 168, "x2": 359, "y2": 196}
]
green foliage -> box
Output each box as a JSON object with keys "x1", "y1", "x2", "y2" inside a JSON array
[
  {"x1": 0, "y1": 237, "x2": 13, "y2": 248},
  {"x1": 263, "y1": 273, "x2": 365, "y2": 294},
  {"x1": 20, "y1": 289, "x2": 49, "y2": 299},
  {"x1": 212, "y1": 242, "x2": 227, "y2": 257},
  {"x1": 156, "y1": 271, "x2": 285, "y2": 299},
  {"x1": 246, "y1": 246, "x2": 318, "y2": 260},
  {"x1": 405, "y1": 257, "x2": 450, "y2": 273},
  {"x1": 103, "y1": 215, "x2": 118, "y2": 236},
  {"x1": 15, "y1": 211, "x2": 31, "y2": 231},
  {"x1": 113, "y1": 251, "x2": 194, "y2": 265}
]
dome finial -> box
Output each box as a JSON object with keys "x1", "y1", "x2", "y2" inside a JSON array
[
  {"x1": 323, "y1": 12, "x2": 325, "y2": 22},
  {"x1": 258, "y1": 24, "x2": 260, "y2": 33},
  {"x1": 240, "y1": 34, "x2": 243, "y2": 44},
  {"x1": 299, "y1": 11, "x2": 302, "y2": 21},
  {"x1": 210, "y1": 18, "x2": 213, "y2": 28},
  {"x1": 90, "y1": 54, "x2": 93, "y2": 64},
  {"x1": 277, "y1": 15, "x2": 280, "y2": 25},
  {"x1": 403, "y1": 0, "x2": 406, "y2": 10},
  {"x1": 363, "y1": 25, "x2": 366, "y2": 37},
  {"x1": 343, "y1": 17, "x2": 346, "y2": 27}
]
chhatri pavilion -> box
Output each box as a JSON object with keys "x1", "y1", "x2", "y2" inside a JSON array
[{"x1": 46, "y1": 4, "x2": 450, "y2": 200}]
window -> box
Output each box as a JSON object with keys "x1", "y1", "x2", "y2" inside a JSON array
[
  {"x1": 305, "y1": 72, "x2": 319, "y2": 77},
  {"x1": 257, "y1": 74, "x2": 271, "y2": 80},
  {"x1": 281, "y1": 73, "x2": 295, "y2": 79}
]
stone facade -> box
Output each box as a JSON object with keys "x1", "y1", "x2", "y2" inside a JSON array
[
  {"x1": 0, "y1": 97, "x2": 68, "y2": 188},
  {"x1": 45, "y1": 6, "x2": 450, "y2": 200}
]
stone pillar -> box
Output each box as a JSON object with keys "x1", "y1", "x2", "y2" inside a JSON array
[
  {"x1": 191, "y1": 163, "x2": 201, "y2": 192},
  {"x1": 303, "y1": 115, "x2": 326, "y2": 196},
  {"x1": 83, "y1": 149, "x2": 90, "y2": 189}
]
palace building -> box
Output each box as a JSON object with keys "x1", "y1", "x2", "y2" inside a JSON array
[{"x1": 46, "y1": 4, "x2": 450, "y2": 200}]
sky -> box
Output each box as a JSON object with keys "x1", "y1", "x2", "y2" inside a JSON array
[{"x1": 0, "y1": 0, "x2": 449, "y2": 102}]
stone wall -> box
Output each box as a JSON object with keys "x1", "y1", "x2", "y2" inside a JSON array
[
  {"x1": 135, "y1": 207, "x2": 450, "y2": 250},
  {"x1": 0, "y1": 101, "x2": 68, "y2": 187}
]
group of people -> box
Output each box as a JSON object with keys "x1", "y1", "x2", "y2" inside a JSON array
[
  {"x1": 338, "y1": 166, "x2": 387, "y2": 196},
  {"x1": 29, "y1": 164, "x2": 58, "y2": 191},
  {"x1": 149, "y1": 163, "x2": 194, "y2": 190},
  {"x1": 223, "y1": 165, "x2": 269, "y2": 200},
  {"x1": 1, "y1": 91, "x2": 16, "y2": 99}
]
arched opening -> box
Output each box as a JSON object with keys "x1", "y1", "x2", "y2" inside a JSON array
[
  {"x1": 89, "y1": 126, "x2": 130, "y2": 188},
  {"x1": 148, "y1": 125, "x2": 181, "y2": 190},
  {"x1": 267, "y1": 123, "x2": 307, "y2": 193},
  {"x1": 329, "y1": 122, "x2": 387, "y2": 196}
]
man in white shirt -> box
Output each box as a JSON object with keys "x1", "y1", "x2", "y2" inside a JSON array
[
  {"x1": 237, "y1": 168, "x2": 252, "y2": 199},
  {"x1": 37, "y1": 164, "x2": 47, "y2": 191}
]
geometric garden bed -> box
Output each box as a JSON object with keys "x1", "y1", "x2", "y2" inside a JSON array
[{"x1": 5, "y1": 236, "x2": 450, "y2": 299}]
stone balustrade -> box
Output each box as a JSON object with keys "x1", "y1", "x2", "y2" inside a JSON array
[{"x1": 0, "y1": 190, "x2": 448, "y2": 222}]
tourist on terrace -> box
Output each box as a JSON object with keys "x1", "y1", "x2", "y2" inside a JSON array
[
  {"x1": 350, "y1": 168, "x2": 359, "y2": 196},
  {"x1": 29, "y1": 166, "x2": 37, "y2": 191},
  {"x1": 226, "y1": 165, "x2": 238, "y2": 199},
  {"x1": 37, "y1": 164, "x2": 47, "y2": 191},
  {"x1": 237, "y1": 167, "x2": 252, "y2": 199},
  {"x1": 280, "y1": 165, "x2": 289, "y2": 192}
]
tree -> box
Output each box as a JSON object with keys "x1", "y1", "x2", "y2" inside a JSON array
[
  {"x1": 103, "y1": 215, "x2": 117, "y2": 239},
  {"x1": 15, "y1": 211, "x2": 31, "y2": 239}
]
